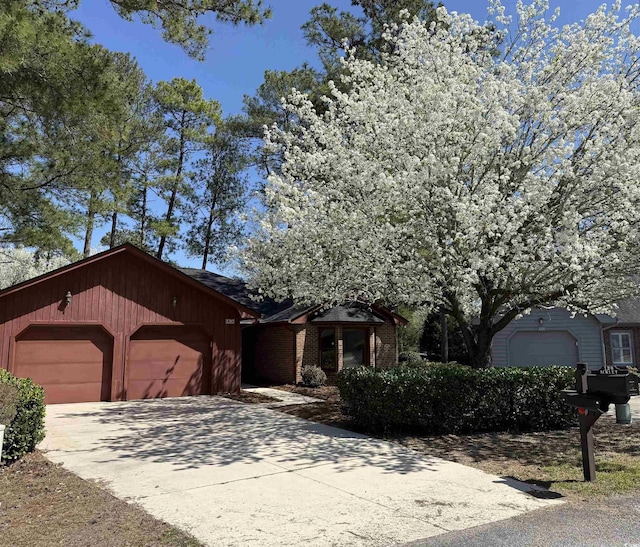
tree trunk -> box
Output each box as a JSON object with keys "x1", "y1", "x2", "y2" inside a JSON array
[
  {"x1": 110, "y1": 152, "x2": 122, "y2": 249},
  {"x1": 83, "y1": 191, "x2": 97, "y2": 258},
  {"x1": 157, "y1": 113, "x2": 186, "y2": 260},
  {"x1": 468, "y1": 330, "x2": 493, "y2": 369},
  {"x1": 109, "y1": 209, "x2": 118, "y2": 248},
  {"x1": 139, "y1": 185, "x2": 148, "y2": 248},
  {"x1": 447, "y1": 293, "x2": 493, "y2": 369},
  {"x1": 156, "y1": 181, "x2": 179, "y2": 260},
  {"x1": 200, "y1": 191, "x2": 219, "y2": 269},
  {"x1": 439, "y1": 307, "x2": 449, "y2": 363}
]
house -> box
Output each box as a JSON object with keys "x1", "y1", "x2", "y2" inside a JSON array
[
  {"x1": 0, "y1": 244, "x2": 406, "y2": 403},
  {"x1": 176, "y1": 269, "x2": 407, "y2": 384},
  {"x1": 0, "y1": 244, "x2": 257, "y2": 404},
  {"x1": 491, "y1": 301, "x2": 640, "y2": 370}
]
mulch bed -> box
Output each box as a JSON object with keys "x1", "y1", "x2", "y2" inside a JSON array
[{"x1": 0, "y1": 451, "x2": 201, "y2": 547}]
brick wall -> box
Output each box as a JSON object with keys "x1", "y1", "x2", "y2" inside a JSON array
[
  {"x1": 251, "y1": 325, "x2": 296, "y2": 383},
  {"x1": 246, "y1": 320, "x2": 400, "y2": 384},
  {"x1": 300, "y1": 325, "x2": 319, "y2": 369},
  {"x1": 375, "y1": 322, "x2": 397, "y2": 368},
  {"x1": 603, "y1": 327, "x2": 640, "y2": 367}
]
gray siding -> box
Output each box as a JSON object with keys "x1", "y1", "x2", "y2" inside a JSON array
[{"x1": 492, "y1": 307, "x2": 603, "y2": 369}]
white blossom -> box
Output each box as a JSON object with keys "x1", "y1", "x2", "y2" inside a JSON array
[
  {"x1": 0, "y1": 247, "x2": 70, "y2": 289},
  {"x1": 242, "y1": 1, "x2": 640, "y2": 366}
]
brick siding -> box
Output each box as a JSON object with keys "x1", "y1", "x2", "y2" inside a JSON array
[
  {"x1": 375, "y1": 322, "x2": 397, "y2": 369},
  {"x1": 244, "y1": 320, "x2": 400, "y2": 384},
  {"x1": 251, "y1": 325, "x2": 296, "y2": 383}
]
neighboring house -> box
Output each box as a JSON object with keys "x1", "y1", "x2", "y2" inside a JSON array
[
  {"x1": 177, "y1": 269, "x2": 407, "y2": 384},
  {"x1": 0, "y1": 244, "x2": 406, "y2": 404},
  {"x1": 492, "y1": 301, "x2": 640, "y2": 370}
]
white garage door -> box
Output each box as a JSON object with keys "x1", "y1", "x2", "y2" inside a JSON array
[{"x1": 508, "y1": 331, "x2": 578, "y2": 367}]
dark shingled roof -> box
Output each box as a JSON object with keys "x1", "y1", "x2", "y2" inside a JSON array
[
  {"x1": 611, "y1": 296, "x2": 640, "y2": 324},
  {"x1": 178, "y1": 268, "x2": 395, "y2": 324},
  {"x1": 178, "y1": 268, "x2": 306, "y2": 321},
  {"x1": 310, "y1": 304, "x2": 385, "y2": 323}
]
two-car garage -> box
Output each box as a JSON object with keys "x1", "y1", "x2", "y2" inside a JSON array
[
  {"x1": 0, "y1": 244, "x2": 256, "y2": 404},
  {"x1": 12, "y1": 324, "x2": 213, "y2": 404}
]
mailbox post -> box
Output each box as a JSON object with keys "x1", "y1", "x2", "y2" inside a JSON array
[
  {"x1": 576, "y1": 363, "x2": 597, "y2": 481},
  {"x1": 562, "y1": 362, "x2": 639, "y2": 482}
]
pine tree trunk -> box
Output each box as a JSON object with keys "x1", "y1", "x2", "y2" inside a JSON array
[
  {"x1": 200, "y1": 199, "x2": 217, "y2": 269},
  {"x1": 157, "y1": 121, "x2": 186, "y2": 260},
  {"x1": 139, "y1": 186, "x2": 148, "y2": 248},
  {"x1": 109, "y1": 209, "x2": 118, "y2": 248},
  {"x1": 83, "y1": 191, "x2": 97, "y2": 258}
]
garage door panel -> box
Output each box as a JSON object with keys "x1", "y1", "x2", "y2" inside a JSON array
[
  {"x1": 127, "y1": 326, "x2": 210, "y2": 400},
  {"x1": 16, "y1": 361, "x2": 107, "y2": 385},
  {"x1": 127, "y1": 360, "x2": 203, "y2": 381},
  {"x1": 508, "y1": 331, "x2": 578, "y2": 367},
  {"x1": 42, "y1": 382, "x2": 109, "y2": 404},
  {"x1": 14, "y1": 326, "x2": 113, "y2": 404},
  {"x1": 127, "y1": 377, "x2": 204, "y2": 400},
  {"x1": 16, "y1": 341, "x2": 105, "y2": 365}
]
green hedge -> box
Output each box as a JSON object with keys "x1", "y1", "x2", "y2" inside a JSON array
[
  {"x1": 337, "y1": 364, "x2": 576, "y2": 434},
  {"x1": 0, "y1": 370, "x2": 46, "y2": 463}
]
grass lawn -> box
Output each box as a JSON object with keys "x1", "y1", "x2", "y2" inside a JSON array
[
  {"x1": 0, "y1": 451, "x2": 202, "y2": 547},
  {"x1": 272, "y1": 384, "x2": 640, "y2": 501}
]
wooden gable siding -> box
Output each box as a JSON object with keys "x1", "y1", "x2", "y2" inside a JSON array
[{"x1": 0, "y1": 252, "x2": 242, "y2": 398}]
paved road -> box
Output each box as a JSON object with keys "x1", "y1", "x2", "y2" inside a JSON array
[
  {"x1": 41, "y1": 396, "x2": 560, "y2": 547},
  {"x1": 409, "y1": 493, "x2": 640, "y2": 546}
]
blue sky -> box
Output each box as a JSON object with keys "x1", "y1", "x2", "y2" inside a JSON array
[{"x1": 68, "y1": 0, "x2": 616, "y2": 269}]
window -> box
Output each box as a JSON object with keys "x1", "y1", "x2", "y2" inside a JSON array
[
  {"x1": 343, "y1": 329, "x2": 368, "y2": 368},
  {"x1": 320, "y1": 328, "x2": 336, "y2": 370},
  {"x1": 610, "y1": 332, "x2": 633, "y2": 365}
]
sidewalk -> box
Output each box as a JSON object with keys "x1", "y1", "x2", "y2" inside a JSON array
[{"x1": 241, "y1": 384, "x2": 324, "y2": 407}]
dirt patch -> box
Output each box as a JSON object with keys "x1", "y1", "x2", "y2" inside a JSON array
[
  {"x1": 0, "y1": 451, "x2": 202, "y2": 547},
  {"x1": 222, "y1": 390, "x2": 279, "y2": 404}
]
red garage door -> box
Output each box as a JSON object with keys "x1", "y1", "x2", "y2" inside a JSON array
[
  {"x1": 127, "y1": 325, "x2": 211, "y2": 400},
  {"x1": 14, "y1": 326, "x2": 113, "y2": 404}
]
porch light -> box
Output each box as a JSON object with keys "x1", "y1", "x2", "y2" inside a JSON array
[
  {"x1": 538, "y1": 317, "x2": 544, "y2": 326},
  {"x1": 172, "y1": 296, "x2": 178, "y2": 309},
  {"x1": 65, "y1": 291, "x2": 72, "y2": 306}
]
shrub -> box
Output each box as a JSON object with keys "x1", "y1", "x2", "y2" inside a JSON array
[
  {"x1": 0, "y1": 383, "x2": 19, "y2": 425},
  {"x1": 0, "y1": 370, "x2": 46, "y2": 463},
  {"x1": 337, "y1": 364, "x2": 576, "y2": 434},
  {"x1": 398, "y1": 351, "x2": 425, "y2": 368},
  {"x1": 301, "y1": 365, "x2": 327, "y2": 388}
]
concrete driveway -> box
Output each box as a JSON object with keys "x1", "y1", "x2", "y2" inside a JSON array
[{"x1": 41, "y1": 397, "x2": 561, "y2": 546}]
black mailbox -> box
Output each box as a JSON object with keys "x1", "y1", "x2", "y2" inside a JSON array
[
  {"x1": 587, "y1": 371, "x2": 639, "y2": 404},
  {"x1": 562, "y1": 363, "x2": 639, "y2": 482},
  {"x1": 562, "y1": 366, "x2": 639, "y2": 410}
]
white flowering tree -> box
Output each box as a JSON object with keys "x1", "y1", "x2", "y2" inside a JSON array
[
  {"x1": 242, "y1": 1, "x2": 640, "y2": 368},
  {"x1": 0, "y1": 247, "x2": 70, "y2": 290}
]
